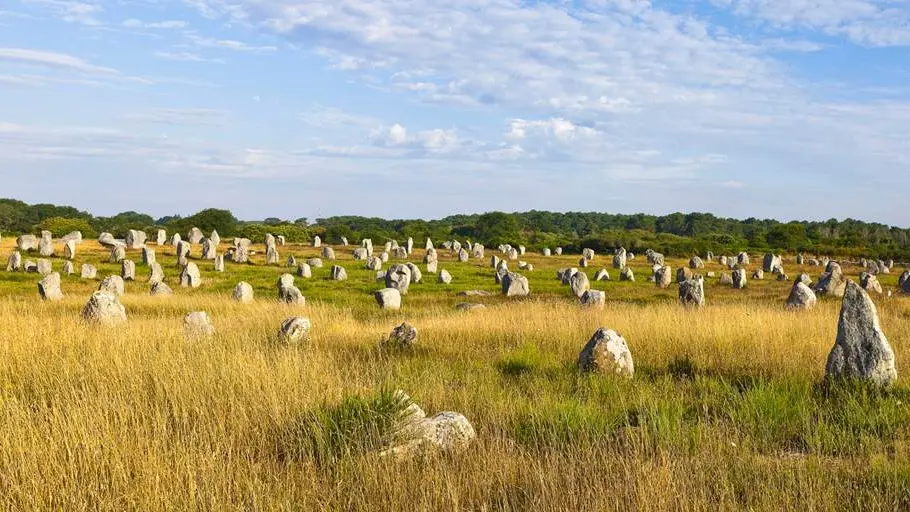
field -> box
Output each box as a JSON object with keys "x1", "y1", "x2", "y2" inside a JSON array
[{"x1": 1, "y1": 238, "x2": 909, "y2": 510}]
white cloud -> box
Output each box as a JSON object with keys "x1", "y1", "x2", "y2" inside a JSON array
[
  {"x1": 186, "y1": 34, "x2": 278, "y2": 53},
  {"x1": 153, "y1": 51, "x2": 225, "y2": 63},
  {"x1": 0, "y1": 47, "x2": 116, "y2": 74},
  {"x1": 22, "y1": 0, "x2": 103, "y2": 26},
  {"x1": 123, "y1": 18, "x2": 188, "y2": 29},
  {"x1": 122, "y1": 108, "x2": 231, "y2": 126}
]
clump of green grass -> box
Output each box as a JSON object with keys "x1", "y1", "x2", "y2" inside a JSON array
[{"x1": 497, "y1": 343, "x2": 546, "y2": 377}]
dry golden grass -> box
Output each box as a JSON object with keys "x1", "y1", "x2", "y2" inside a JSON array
[{"x1": 2, "y1": 239, "x2": 910, "y2": 510}]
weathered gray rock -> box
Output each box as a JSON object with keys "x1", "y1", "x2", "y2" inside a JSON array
[
  {"x1": 558, "y1": 267, "x2": 578, "y2": 284},
  {"x1": 62, "y1": 260, "x2": 74, "y2": 275},
  {"x1": 570, "y1": 271, "x2": 590, "y2": 298},
  {"x1": 34, "y1": 259, "x2": 51, "y2": 276},
  {"x1": 170, "y1": 233, "x2": 182, "y2": 246},
  {"x1": 109, "y1": 245, "x2": 126, "y2": 263},
  {"x1": 689, "y1": 256, "x2": 704, "y2": 269},
  {"x1": 426, "y1": 259, "x2": 438, "y2": 274},
  {"x1": 815, "y1": 263, "x2": 847, "y2": 297},
  {"x1": 719, "y1": 272, "x2": 733, "y2": 285},
  {"x1": 321, "y1": 246, "x2": 336, "y2": 261},
  {"x1": 231, "y1": 238, "x2": 251, "y2": 264},
  {"x1": 180, "y1": 262, "x2": 201, "y2": 288},
  {"x1": 330, "y1": 265, "x2": 348, "y2": 281},
  {"x1": 577, "y1": 328, "x2": 634, "y2": 377},
  {"x1": 23, "y1": 260, "x2": 37, "y2": 273},
  {"x1": 60, "y1": 231, "x2": 82, "y2": 244},
  {"x1": 752, "y1": 269, "x2": 764, "y2": 280},
  {"x1": 381, "y1": 398, "x2": 476, "y2": 458},
  {"x1": 187, "y1": 227, "x2": 204, "y2": 244},
  {"x1": 141, "y1": 247, "x2": 155, "y2": 266},
  {"x1": 276, "y1": 235, "x2": 286, "y2": 246},
  {"x1": 385, "y1": 264, "x2": 412, "y2": 295},
  {"x1": 582, "y1": 248, "x2": 595, "y2": 261},
  {"x1": 63, "y1": 239, "x2": 76, "y2": 260},
  {"x1": 678, "y1": 277, "x2": 705, "y2": 307},
  {"x1": 184, "y1": 311, "x2": 215, "y2": 339},
  {"x1": 6, "y1": 250, "x2": 21, "y2": 272},
  {"x1": 612, "y1": 248, "x2": 627, "y2": 269},
  {"x1": 176, "y1": 241, "x2": 190, "y2": 267},
  {"x1": 438, "y1": 269, "x2": 452, "y2": 284},
  {"x1": 457, "y1": 290, "x2": 493, "y2": 297},
  {"x1": 456, "y1": 302, "x2": 486, "y2": 311},
  {"x1": 719, "y1": 255, "x2": 728, "y2": 266},
  {"x1": 125, "y1": 229, "x2": 146, "y2": 250},
  {"x1": 383, "y1": 322, "x2": 417, "y2": 349},
  {"x1": 278, "y1": 273, "x2": 295, "y2": 290},
  {"x1": 307, "y1": 257, "x2": 323, "y2": 269},
  {"x1": 899, "y1": 271, "x2": 910, "y2": 293},
  {"x1": 375, "y1": 288, "x2": 402, "y2": 310},
  {"x1": 366, "y1": 256, "x2": 382, "y2": 271},
  {"x1": 38, "y1": 231, "x2": 54, "y2": 257},
  {"x1": 543, "y1": 248, "x2": 552, "y2": 257},
  {"x1": 232, "y1": 281, "x2": 254, "y2": 303},
  {"x1": 98, "y1": 232, "x2": 119, "y2": 249},
  {"x1": 594, "y1": 269, "x2": 610, "y2": 281},
  {"x1": 580, "y1": 289, "x2": 606, "y2": 308},
  {"x1": 214, "y1": 254, "x2": 224, "y2": 272},
  {"x1": 619, "y1": 267, "x2": 635, "y2": 282},
  {"x1": 149, "y1": 282, "x2": 173, "y2": 296},
  {"x1": 737, "y1": 252, "x2": 750, "y2": 266},
  {"x1": 121, "y1": 260, "x2": 136, "y2": 281},
  {"x1": 266, "y1": 245, "x2": 279, "y2": 265},
  {"x1": 472, "y1": 244, "x2": 484, "y2": 259},
  {"x1": 655, "y1": 266, "x2": 672, "y2": 289},
  {"x1": 148, "y1": 262, "x2": 164, "y2": 285},
  {"x1": 311, "y1": 235, "x2": 321, "y2": 248},
  {"x1": 296, "y1": 262, "x2": 312, "y2": 278},
  {"x1": 80, "y1": 264, "x2": 97, "y2": 279},
  {"x1": 763, "y1": 253, "x2": 782, "y2": 273},
  {"x1": 786, "y1": 281, "x2": 817, "y2": 310},
  {"x1": 38, "y1": 272, "x2": 63, "y2": 301},
  {"x1": 352, "y1": 247, "x2": 368, "y2": 260},
  {"x1": 502, "y1": 272, "x2": 530, "y2": 297},
  {"x1": 405, "y1": 263, "x2": 422, "y2": 284},
  {"x1": 201, "y1": 238, "x2": 216, "y2": 260},
  {"x1": 578, "y1": 257, "x2": 589, "y2": 269},
  {"x1": 860, "y1": 272, "x2": 883, "y2": 294},
  {"x1": 676, "y1": 267, "x2": 693, "y2": 283},
  {"x1": 825, "y1": 281, "x2": 896, "y2": 386},
  {"x1": 156, "y1": 229, "x2": 167, "y2": 246},
  {"x1": 81, "y1": 291, "x2": 126, "y2": 325},
  {"x1": 278, "y1": 317, "x2": 311, "y2": 343},
  {"x1": 555, "y1": 247, "x2": 563, "y2": 255},
  {"x1": 732, "y1": 269, "x2": 747, "y2": 289}
]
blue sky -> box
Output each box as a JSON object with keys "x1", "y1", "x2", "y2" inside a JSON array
[{"x1": 1, "y1": 0, "x2": 909, "y2": 224}]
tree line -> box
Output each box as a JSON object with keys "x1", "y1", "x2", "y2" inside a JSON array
[{"x1": 1, "y1": 198, "x2": 908, "y2": 259}]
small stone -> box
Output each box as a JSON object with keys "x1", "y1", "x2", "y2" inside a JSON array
[
  {"x1": 232, "y1": 281, "x2": 254, "y2": 303},
  {"x1": 183, "y1": 311, "x2": 215, "y2": 339},
  {"x1": 80, "y1": 264, "x2": 97, "y2": 279},
  {"x1": 577, "y1": 328, "x2": 634, "y2": 377},
  {"x1": 375, "y1": 288, "x2": 402, "y2": 310},
  {"x1": 81, "y1": 291, "x2": 126, "y2": 325},
  {"x1": 383, "y1": 322, "x2": 417, "y2": 349},
  {"x1": 150, "y1": 282, "x2": 173, "y2": 296},
  {"x1": 438, "y1": 269, "x2": 452, "y2": 284}
]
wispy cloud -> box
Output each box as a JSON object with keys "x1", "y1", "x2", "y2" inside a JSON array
[
  {"x1": 153, "y1": 51, "x2": 224, "y2": 63},
  {"x1": 186, "y1": 34, "x2": 278, "y2": 53},
  {"x1": 0, "y1": 47, "x2": 116, "y2": 74}
]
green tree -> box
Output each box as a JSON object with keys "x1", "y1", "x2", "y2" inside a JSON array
[
  {"x1": 472, "y1": 212, "x2": 522, "y2": 246},
  {"x1": 35, "y1": 217, "x2": 97, "y2": 237}
]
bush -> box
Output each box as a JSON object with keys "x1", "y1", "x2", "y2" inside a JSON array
[
  {"x1": 235, "y1": 223, "x2": 311, "y2": 243},
  {"x1": 34, "y1": 217, "x2": 96, "y2": 238}
]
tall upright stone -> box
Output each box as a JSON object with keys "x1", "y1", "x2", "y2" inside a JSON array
[
  {"x1": 38, "y1": 272, "x2": 64, "y2": 301},
  {"x1": 141, "y1": 247, "x2": 156, "y2": 266},
  {"x1": 180, "y1": 262, "x2": 201, "y2": 288},
  {"x1": 38, "y1": 230, "x2": 54, "y2": 257},
  {"x1": 63, "y1": 240, "x2": 76, "y2": 260},
  {"x1": 187, "y1": 227, "x2": 204, "y2": 244},
  {"x1": 121, "y1": 260, "x2": 136, "y2": 281},
  {"x1": 825, "y1": 281, "x2": 897, "y2": 386},
  {"x1": 577, "y1": 328, "x2": 634, "y2": 377}
]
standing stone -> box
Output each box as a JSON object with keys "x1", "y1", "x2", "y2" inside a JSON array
[
  {"x1": 619, "y1": 267, "x2": 635, "y2": 282},
  {"x1": 38, "y1": 231, "x2": 54, "y2": 257},
  {"x1": 385, "y1": 264, "x2": 412, "y2": 295},
  {"x1": 150, "y1": 282, "x2": 173, "y2": 296},
  {"x1": 81, "y1": 291, "x2": 126, "y2": 325},
  {"x1": 392, "y1": 246, "x2": 408, "y2": 259},
  {"x1": 278, "y1": 317, "x2": 311, "y2": 343},
  {"x1": 719, "y1": 272, "x2": 733, "y2": 285},
  {"x1": 286, "y1": 255, "x2": 297, "y2": 268},
  {"x1": 353, "y1": 248, "x2": 368, "y2": 260},
  {"x1": 232, "y1": 238, "x2": 251, "y2": 264},
  {"x1": 156, "y1": 229, "x2": 167, "y2": 246},
  {"x1": 655, "y1": 266, "x2": 672, "y2": 289},
  {"x1": 209, "y1": 230, "x2": 220, "y2": 246},
  {"x1": 719, "y1": 256, "x2": 728, "y2": 266},
  {"x1": 17, "y1": 234, "x2": 37, "y2": 252},
  {"x1": 38, "y1": 272, "x2": 64, "y2": 301},
  {"x1": 424, "y1": 248, "x2": 438, "y2": 264},
  {"x1": 64, "y1": 240, "x2": 76, "y2": 260},
  {"x1": 277, "y1": 279, "x2": 305, "y2": 305},
  {"x1": 232, "y1": 281, "x2": 254, "y2": 303},
  {"x1": 676, "y1": 267, "x2": 693, "y2": 283},
  {"x1": 502, "y1": 272, "x2": 530, "y2": 297},
  {"x1": 383, "y1": 322, "x2": 417, "y2": 349},
  {"x1": 375, "y1": 288, "x2": 402, "y2": 310},
  {"x1": 426, "y1": 259, "x2": 438, "y2": 273},
  {"x1": 457, "y1": 249, "x2": 469, "y2": 262},
  {"x1": 183, "y1": 311, "x2": 215, "y2": 339},
  {"x1": 473, "y1": 244, "x2": 485, "y2": 259},
  {"x1": 276, "y1": 235, "x2": 286, "y2": 246},
  {"x1": 307, "y1": 257, "x2": 323, "y2": 268},
  {"x1": 825, "y1": 281, "x2": 896, "y2": 386},
  {"x1": 578, "y1": 257, "x2": 588, "y2": 269},
  {"x1": 732, "y1": 269, "x2": 747, "y2": 289},
  {"x1": 266, "y1": 245, "x2": 279, "y2": 265},
  {"x1": 149, "y1": 262, "x2": 164, "y2": 285},
  {"x1": 582, "y1": 248, "x2": 595, "y2": 261},
  {"x1": 543, "y1": 248, "x2": 552, "y2": 257},
  {"x1": 331, "y1": 265, "x2": 348, "y2": 281},
  {"x1": 187, "y1": 227, "x2": 204, "y2": 244},
  {"x1": 109, "y1": 245, "x2": 126, "y2": 263},
  {"x1": 815, "y1": 263, "x2": 847, "y2": 297},
  {"x1": 214, "y1": 255, "x2": 224, "y2": 272},
  {"x1": 125, "y1": 229, "x2": 146, "y2": 250},
  {"x1": 6, "y1": 251, "x2": 21, "y2": 272},
  {"x1": 80, "y1": 264, "x2": 97, "y2": 279},
  {"x1": 362, "y1": 239, "x2": 374, "y2": 257},
  {"x1": 201, "y1": 239, "x2": 216, "y2": 260},
  {"x1": 678, "y1": 277, "x2": 705, "y2": 307},
  {"x1": 570, "y1": 271, "x2": 590, "y2": 298},
  {"x1": 786, "y1": 281, "x2": 817, "y2": 310},
  {"x1": 406, "y1": 237, "x2": 414, "y2": 255},
  {"x1": 737, "y1": 252, "x2": 750, "y2": 266},
  {"x1": 176, "y1": 241, "x2": 190, "y2": 267},
  {"x1": 170, "y1": 233, "x2": 182, "y2": 247},
  {"x1": 425, "y1": 238, "x2": 434, "y2": 251},
  {"x1": 296, "y1": 263, "x2": 312, "y2": 278},
  {"x1": 559, "y1": 268, "x2": 578, "y2": 284},
  {"x1": 313, "y1": 236, "x2": 322, "y2": 248},
  {"x1": 340, "y1": 237, "x2": 349, "y2": 246},
  {"x1": 580, "y1": 289, "x2": 606, "y2": 308},
  {"x1": 689, "y1": 256, "x2": 704, "y2": 269},
  {"x1": 141, "y1": 247, "x2": 156, "y2": 266},
  {"x1": 489, "y1": 255, "x2": 500, "y2": 269},
  {"x1": 60, "y1": 231, "x2": 82, "y2": 244},
  {"x1": 555, "y1": 247, "x2": 563, "y2": 255},
  {"x1": 762, "y1": 253, "x2": 782, "y2": 273},
  {"x1": 860, "y1": 272, "x2": 883, "y2": 294},
  {"x1": 366, "y1": 256, "x2": 382, "y2": 271},
  {"x1": 180, "y1": 262, "x2": 201, "y2": 288},
  {"x1": 98, "y1": 275, "x2": 125, "y2": 298},
  {"x1": 752, "y1": 269, "x2": 765, "y2": 280},
  {"x1": 594, "y1": 269, "x2": 610, "y2": 281},
  {"x1": 62, "y1": 260, "x2": 74, "y2": 275},
  {"x1": 23, "y1": 260, "x2": 37, "y2": 273},
  {"x1": 438, "y1": 269, "x2": 452, "y2": 284},
  {"x1": 406, "y1": 263, "x2": 423, "y2": 284},
  {"x1": 121, "y1": 260, "x2": 136, "y2": 281},
  {"x1": 36, "y1": 259, "x2": 52, "y2": 276},
  {"x1": 577, "y1": 328, "x2": 634, "y2": 377},
  {"x1": 796, "y1": 254, "x2": 805, "y2": 265}
]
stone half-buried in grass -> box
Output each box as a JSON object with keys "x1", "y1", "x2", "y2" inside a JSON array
[
  {"x1": 825, "y1": 280, "x2": 897, "y2": 387},
  {"x1": 183, "y1": 311, "x2": 215, "y2": 339},
  {"x1": 278, "y1": 317, "x2": 311, "y2": 344},
  {"x1": 81, "y1": 291, "x2": 126, "y2": 325},
  {"x1": 379, "y1": 391, "x2": 476, "y2": 460},
  {"x1": 578, "y1": 328, "x2": 634, "y2": 378},
  {"x1": 382, "y1": 322, "x2": 417, "y2": 350}
]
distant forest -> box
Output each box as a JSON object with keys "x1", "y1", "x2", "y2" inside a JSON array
[{"x1": 1, "y1": 198, "x2": 908, "y2": 259}]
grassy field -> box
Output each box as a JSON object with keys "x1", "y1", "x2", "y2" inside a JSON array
[{"x1": 1, "y1": 238, "x2": 909, "y2": 510}]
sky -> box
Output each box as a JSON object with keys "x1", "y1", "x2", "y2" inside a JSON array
[{"x1": 1, "y1": 0, "x2": 909, "y2": 225}]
